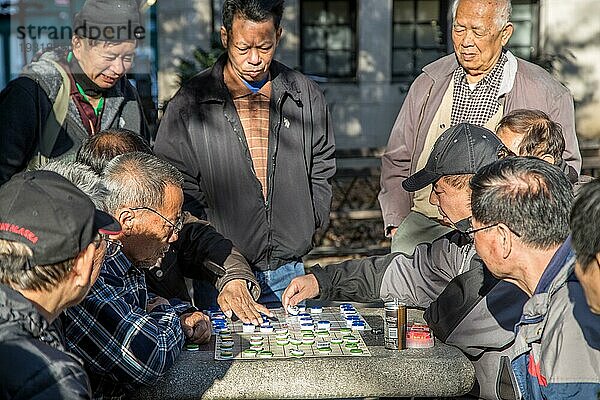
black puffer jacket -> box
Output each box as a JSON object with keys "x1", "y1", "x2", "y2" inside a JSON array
[
  {"x1": 155, "y1": 55, "x2": 336, "y2": 271},
  {"x1": 0, "y1": 284, "x2": 91, "y2": 399}
]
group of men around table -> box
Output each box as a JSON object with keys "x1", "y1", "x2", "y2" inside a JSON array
[{"x1": 0, "y1": 0, "x2": 598, "y2": 399}]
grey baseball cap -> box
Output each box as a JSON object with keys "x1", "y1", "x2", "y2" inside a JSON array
[{"x1": 403, "y1": 123, "x2": 508, "y2": 192}]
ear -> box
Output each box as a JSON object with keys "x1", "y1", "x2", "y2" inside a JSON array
[
  {"x1": 275, "y1": 26, "x2": 283, "y2": 44},
  {"x1": 71, "y1": 35, "x2": 83, "y2": 58},
  {"x1": 595, "y1": 252, "x2": 600, "y2": 268},
  {"x1": 117, "y1": 208, "x2": 135, "y2": 236},
  {"x1": 71, "y1": 243, "x2": 96, "y2": 288},
  {"x1": 497, "y1": 223, "x2": 513, "y2": 259},
  {"x1": 220, "y1": 26, "x2": 228, "y2": 49},
  {"x1": 501, "y1": 23, "x2": 514, "y2": 46},
  {"x1": 540, "y1": 154, "x2": 556, "y2": 165}
]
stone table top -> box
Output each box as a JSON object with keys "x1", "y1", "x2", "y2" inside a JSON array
[{"x1": 133, "y1": 306, "x2": 475, "y2": 399}]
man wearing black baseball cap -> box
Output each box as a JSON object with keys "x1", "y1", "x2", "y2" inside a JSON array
[
  {"x1": 0, "y1": 0, "x2": 149, "y2": 186},
  {"x1": 283, "y1": 122, "x2": 509, "y2": 307},
  {"x1": 0, "y1": 170, "x2": 121, "y2": 398}
]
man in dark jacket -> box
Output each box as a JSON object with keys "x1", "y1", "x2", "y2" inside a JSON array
[
  {"x1": 0, "y1": 0, "x2": 149, "y2": 186},
  {"x1": 155, "y1": 0, "x2": 336, "y2": 306},
  {"x1": 0, "y1": 170, "x2": 121, "y2": 399}
]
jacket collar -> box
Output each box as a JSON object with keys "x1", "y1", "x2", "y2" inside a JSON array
[
  {"x1": 519, "y1": 238, "x2": 575, "y2": 322},
  {"x1": 422, "y1": 50, "x2": 517, "y2": 96},
  {"x1": 195, "y1": 53, "x2": 302, "y2": 104},
  {"x1": 0, "y1": 283, "x2": 62, "y2": 347}
]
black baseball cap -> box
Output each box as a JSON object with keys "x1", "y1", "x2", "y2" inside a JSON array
[
  {"x1": 0, "y1": 170, "x2": 121, "y2": 267},
  {"x1": 403, "y1": 123, "x2": 507, "y2": 192}
]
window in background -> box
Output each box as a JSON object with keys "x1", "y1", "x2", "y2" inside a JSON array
[
  {"x1": 392, "y1": 0, "x2": 448, "y2": 82},
  {"x1": 507, "y1": 0, "x2": 539, "y2": 60},
  {"x1": 300, "y1": 0, "x2": 357, "y2": 80}
]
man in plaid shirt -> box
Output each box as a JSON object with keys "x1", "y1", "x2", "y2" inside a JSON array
[{"x1": 62, "y1": 152, "x2": 211, "y2": 399}]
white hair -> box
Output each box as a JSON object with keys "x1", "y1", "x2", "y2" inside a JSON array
[
  {"x1": 41, "y1": 161, "x2": 108, "y2": 210},
  {"x1": 452, "y1": 0, "x2": 512, "y2": 30}
]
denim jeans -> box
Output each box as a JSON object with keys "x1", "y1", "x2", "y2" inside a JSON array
[
  {"x1": 193, "y1": 261, "x2": 305, "y2": 310},
  {"x1": 254, "y1": 261, "x2": 305, "y2": 307}
]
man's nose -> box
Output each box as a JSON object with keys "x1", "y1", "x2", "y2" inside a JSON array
[
  {"x1": 462, "y1": 29, "x2": 475, "y2": 46},
  {"x1": 248, "y1": 48, "x2": 261, "y2": 65},
  {"x1": 110, "y1": 58, "x2": 126, "y2": 75}
]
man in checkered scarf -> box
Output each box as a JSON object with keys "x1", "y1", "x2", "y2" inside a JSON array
[{"x1": 379, "y1": 0, "x2": 580, "y2": 256}]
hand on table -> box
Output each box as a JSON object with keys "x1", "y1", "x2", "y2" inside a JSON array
[
  {"x1": 180, "y1": 311, "x2": 212, "y2": 344},
  {"x1": 282, "y1": 274, "x2": 319, "y2": 310},
  {"x1": 217, "y1": 279, "x2": 272, "y2": 325}
]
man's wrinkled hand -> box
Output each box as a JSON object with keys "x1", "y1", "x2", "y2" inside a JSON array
[
  {"x1": 282, "y1": 274, "x2": 319, "y2": 310},
  {"x1": 217, "y1": 279, "x2": 271, "y2": 325},
  {"x1": 180, "y1": 311, "x2": 211, "y2": 344}
]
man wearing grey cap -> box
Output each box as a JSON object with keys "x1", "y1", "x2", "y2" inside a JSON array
[
  {"x1": 0, "y1": 170, "x2": 121, "y2": 399},
  {"x1": 0, "y1": 0, "x2": 149, "y2": 186},
  {"x1": 282, "y1": 123, "x2": 508, "y2": 308}
]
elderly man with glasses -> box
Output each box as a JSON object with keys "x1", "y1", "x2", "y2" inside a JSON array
[{"x1": 61, "y1": 152, "x2": 211, "y2": 399}]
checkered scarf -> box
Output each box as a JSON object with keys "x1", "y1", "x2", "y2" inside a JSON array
[{"x1": 451, "y1": 53, "x2": 508, "y2": 127}]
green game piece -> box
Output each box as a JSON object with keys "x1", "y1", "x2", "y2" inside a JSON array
[
  {"x1": 300, "y1": 329, "x2": 313, "y2": 334},
  {"x1": 302, "y1": 333, "x2": 315, "y2": 338},
  {"x1": 276, "y1": 334, "x2": 289, "y2": 340},
  {"x1": 220, "y1": 335, "x2": 233, "y2": 341},
  {"x1": 220, "y1": 350, "x2": 234, "y2": 358},
  {"x1": 301, "y1": 338, "x2": 315, "y2": 345},
  {"x1": 342, "y1": 335, "x2": 356, "y2": 340},
  {"x1": 290, "y1": 349, "x2": 305, "y2": 357},
  {"x1": 185, "y1": 343, "x2": 199, "y2": 351},
  {"x1": 243, "y1": 349, "x2": 257, "y2": 357},
  {"x1": 315, "y1": 330, "x2": 330, "y2": 336},
  {"x1": 276, "y1": 339, "x2": 289, "y2": 346},
  {"x1": 346, "y1": 337, "x2": 359, "y2": 344},
  {"x1": 258, "y1": 351, "x2": 274, "y2": 358},
  {"x1": 220, "y1": 341, "x2": 234, "y2": 348},
  {"x1": 219, "y1": 329, "x2": 231, "y2": 335},
  {"x1": 345, "y1": 342, "x2": 358, "y2": 348},
  {"x1": 340, "y1": 328, "x2": 351, "y2": 333},
  {"x1": 289, "y1": 338, "x2": 302, "y2": 346},
  {"x1": 350, "y1": 348, "x2": 364, "y2": 354},
  {"x1": 275, "y1": 328, "x2": 288, "y2": 335},
  {"x1": 317, "y1": 347, "x2": 332, "y2": 353}
]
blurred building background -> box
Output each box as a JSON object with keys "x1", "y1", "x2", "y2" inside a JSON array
[{"x1": 1, "y1": 0, "x2": 599, "y2": 256}]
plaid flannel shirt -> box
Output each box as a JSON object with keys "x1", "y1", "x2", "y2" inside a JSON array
[{"x1": 62, "y1": 251, "x2": 193, "y2": 399}]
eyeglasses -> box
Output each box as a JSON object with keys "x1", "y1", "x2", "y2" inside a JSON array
[
  {"x1": 464, "y1": 223, "x2": 499, "y2": 235},
  {"x1": 465, "y1": 221, "x2": 522, "y2": 237},
  {"x1": 94, "y1": 233, "x2": 123, "y2": 258},
  {"x1": 129, "y1": 206, "x2": 183, "y2": 235}
]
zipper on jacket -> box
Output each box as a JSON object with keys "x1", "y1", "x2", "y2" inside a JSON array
[{"x1": 265, "y1": 94, "x2": 284, "y2": 268}]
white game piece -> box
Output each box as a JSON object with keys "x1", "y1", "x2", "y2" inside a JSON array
[
  {"x1": 242, "y1": 323, "x2": 255, "y2": 333},
  {"x1": 310, "y1": 306, "x2": 323, "y2": 314},
  {"x1": 290, "y1": 349, "x2": 305, "y2": 357},
  {"x1": 351, "y1": 321, "x2": 366, "y2": 331},
  {"x1": 286, "y1": 305, "x2": 300, "y2": 316},
  {"x1": 297, "y1": 306, "x2": 306, "y2": 313},
  {"x1": 317, "y1": 320, "x2": 331, "y2": 330},
  {"x1": 300, "y1": 322, "x2": 314, "y2": 331},
  {"x1": 275, "y1": 328, "x2": 288, "y2": 335},
  {"x1": 260, "y1": 325, "x2": 274, "y2": 333}
]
